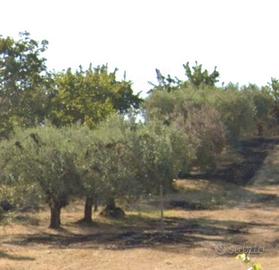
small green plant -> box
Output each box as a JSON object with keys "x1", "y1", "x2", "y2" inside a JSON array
[{"x1": 236, "y1": 253, "x2": 263, "y2": 270}]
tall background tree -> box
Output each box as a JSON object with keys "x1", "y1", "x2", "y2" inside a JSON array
[
  {"x1": 0, "y1": 32, "x2": 52, "y2": 136},
  {"x1": 49, "y1": 65, "x2": 142, "y2": 128},
  {"x1": 149, "y1": 61, "x2": 220, "y2": 93},
  {"x1": 183, "y1": 61, "x2": 219, "y2": 88}
]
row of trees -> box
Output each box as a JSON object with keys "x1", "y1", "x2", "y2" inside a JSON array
[
  {"x1": 1, "y1": 33, "x2": 279, "y2": 228},
  {"x1": 0, "y1": 32, "x2": 144, "y2": 228},
  {"x1": 0, "y1": 32, "x2": 142, "y2": 136},
  {"x1": 0, "y1": 118, "x2": 190, "y2": 228},
  {"x1": 145, "y1": 63, "x2": 279, "y2": 170}
]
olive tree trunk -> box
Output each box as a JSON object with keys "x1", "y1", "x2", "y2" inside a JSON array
[
  {"x1": 49, "y1": 204, "x2": 62, "y2": 229},
  {"x1": 83, "y1": 196, "x2": 94, "y2": 223},
  {"x1": 94, "y1": 197, "x2": 98, "y2": 212}
]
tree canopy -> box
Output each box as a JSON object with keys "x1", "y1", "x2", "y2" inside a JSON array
[
  {"x1": 50, "y1": 65, "x2": 142, "y2": 128},
  {"x1": 0, "y1": 32, "x2": 51, "y2": 135},
  {"x1": 1, "y1": 33, "x2": 279, "y2": 230}
]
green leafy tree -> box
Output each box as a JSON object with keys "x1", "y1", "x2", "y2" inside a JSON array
[
  {"x1": 50, "y1": 65, "x2": 142, "y2": 128},
  {"x1": 148, "y1": 69, "x2": 181, "y2": 93},
  {"x1": 183, "y1": 61, "x2": 220, "y2": 88},
  {"x1": 127, "y1": 120, "x2": 191, "y2": 198},
  {"x1": 70, "y1": 115, "x2": 190, "y2": 221},
  {"x1": 269, "y1": 78, "x2": 279, "y2": 102},
  {"x1": 213, "y1": 89, "x2": 257, "y2": 141},
  {"x1": 145, "y1": 88, "x2": 226, "y2": 171},
  {"x1": 242, "y1": 85, "x2": 274, "y2": 136},
  {"x1": 96, "y1": 139, "x2": 134, "y2": 218},
  {"x1": 66, "y1": 126, "x2": 98, "y2": 223},
  {"x1": 67, "y1": 116, "x2": 135, "y2": 221},
  {"x1": 0, "y1": 127, "x2": 80, "y2": 229},
  {"x1": 268, "y1": 78, "x2": 279, "y2": 125},
  {"x1": 148, "y1": 62, "x2": 219, "y2": 94},
  {"x1": 0, "y1": 32, "x2": 52, "y2": 135},
  {"x1": 89, "y1": 116, "x2": 136, "y2": 218}
]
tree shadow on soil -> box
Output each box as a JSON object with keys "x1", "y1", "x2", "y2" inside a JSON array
[
  {"x1": 3, "y1": 215, "x2": 276, "y2": 252},
  {"x1": 0, "y1": 251, "x2": 34, "y2": 261},
  {"x1": 2, "y1": 137, "x2": 279, "y2": 256},
  {"x1": 163, "y1": 177, "x2": 279, "y2": 211},
  {"x1": 166, "y1": 137, "x2": 279, "y2": 210}
]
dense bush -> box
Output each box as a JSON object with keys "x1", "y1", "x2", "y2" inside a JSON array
[
  {"x1": 145, "y1": 88, "x2": 226, "y2": 170},
  {"x1": 210, "y1": 88, "x2": 257, "y2": 141},
  {"x1": 145, "y1": 81, "x2": 279, "y2": 172}
]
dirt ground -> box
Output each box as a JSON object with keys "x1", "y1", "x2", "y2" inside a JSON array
[{"x1": 1, "y1": 140, "x2": 279, "y2": 269}]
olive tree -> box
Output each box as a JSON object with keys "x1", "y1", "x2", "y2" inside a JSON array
[
  {"x1": 0, "y1": 126, "x2": 80, "y2": 229},
  {"x1": 67, "y1": 117, "x2": 136, "y2": 221},
  {"x1": 128, "y1": 121, "x2": 191, "y2": 195},
  {"x1": 87, "y1": 118, "x2": 191, "y2": 218},
  {"x1": 70, "y1": 116, "x2": 188, "y2": 220},
  {"x1": 66, "y1": 126, "x2": 98, "y2": 223}
]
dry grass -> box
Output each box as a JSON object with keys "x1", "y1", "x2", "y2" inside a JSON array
[
  {"x1": 1, "y1": 204, "x2": 279, "y2": 270},
  {"x1": 1, "y1": 144, "x2": 279, "y2": 269}
]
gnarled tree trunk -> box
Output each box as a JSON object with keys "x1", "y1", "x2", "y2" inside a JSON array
[
  {"x1": 94, "y1": 197, "x2": 98, "y2": 212},
  {"x1": 82, "y1": 196, "x2": 94, "y2": 223},
  {"x1": 49, "y1": 203, "x2": 61, "y2": 229}
]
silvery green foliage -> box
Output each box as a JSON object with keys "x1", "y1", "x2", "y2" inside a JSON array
[{"x1": 0, "y1": 126, "x2": 80, "y2": 208}]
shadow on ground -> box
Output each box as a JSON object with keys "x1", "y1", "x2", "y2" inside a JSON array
[
  {"x1": 3, "y1": 215, "x2": 276, "y2": 252},
  {"x1": 2, "y1": 137, "x2": 279, "y2": 259},
  {"x1": 165, "y1": 137, "x2": 279, "y2": 211},
  {"x1": 0, "y1": 251, "x2": 34, "y2": 261}
]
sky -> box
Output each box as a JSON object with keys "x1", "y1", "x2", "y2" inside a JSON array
[{"x1": 1, "y1": 0, "x2": 279, "y2": 96}]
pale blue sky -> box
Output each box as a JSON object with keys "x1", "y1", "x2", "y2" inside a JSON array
[{"x1": 1, "y1": 0, "x2": 279, "y2": 95}]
